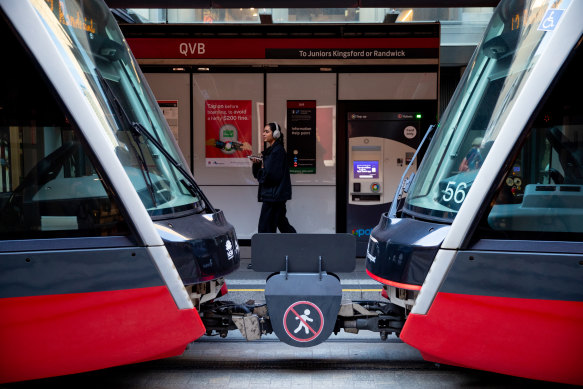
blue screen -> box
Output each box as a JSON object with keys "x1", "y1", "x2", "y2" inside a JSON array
[{"x1": 353, "y1": 161, "x2": 379, "y2": 179}]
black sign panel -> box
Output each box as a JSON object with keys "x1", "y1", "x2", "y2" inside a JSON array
[{"x1": 287, "y1": 100, "x2": 316, "y2": 174}]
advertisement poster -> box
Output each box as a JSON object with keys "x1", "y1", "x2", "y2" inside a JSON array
[
  {"x1": 316, "y1": 105, "x2": 335, "y2": 167},
  {"x1": 205, "y1": 100, "x2": 252, "y2": 167},
  {"x1": 157, "y1": 100, "x2": 179, "y2": 141},
  {"x1": 287, "y1": 100, "x2": 316, "y2": 174}
]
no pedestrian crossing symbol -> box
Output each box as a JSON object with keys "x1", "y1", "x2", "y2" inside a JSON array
[{"x1": 283, "y1": 301, "x2": 324, "y2": 343}]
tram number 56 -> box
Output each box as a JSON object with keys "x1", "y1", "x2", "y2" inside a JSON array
[{"x1": 442, "y1": 181, "x2": 467, "y2": 204}]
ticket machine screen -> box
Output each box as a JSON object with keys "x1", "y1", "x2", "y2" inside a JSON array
[{"x1": 353, "y1": 160, "x2": 379, "y2": 179}]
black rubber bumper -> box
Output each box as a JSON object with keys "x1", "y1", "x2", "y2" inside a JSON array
[
  {"x1": 155, "y1": 210, "x2": 240, "y2": 285},
  {"x1": 365, "y1": 213, "x2": 449, "y2": 287}
]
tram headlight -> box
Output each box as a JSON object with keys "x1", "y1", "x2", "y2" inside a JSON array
[{"x1": 366, "y1": 235, "x2": 378, "y2": 263}]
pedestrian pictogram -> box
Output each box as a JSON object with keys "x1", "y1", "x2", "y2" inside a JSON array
[
  {"x1": 294, "y1": 309, "x2": 313, "y2": 334},
  {"x1": 283, "y1": 301, "x2": 324, "y2": 342}
]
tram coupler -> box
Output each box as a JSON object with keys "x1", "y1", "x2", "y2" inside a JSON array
[
  {"x1": 336, "y1": 300, "x2": 405, "y2": 340},
  {"x1": 199, "y1": 233, "x2": 406, "y2": 345},
  {"x1": 198, "y1": 300, "x2": 272, "y2": 339}
]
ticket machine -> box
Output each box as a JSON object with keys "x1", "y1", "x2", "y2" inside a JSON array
[{"x1": 347, "y1": 112, "x2": 421, "y2": 255}]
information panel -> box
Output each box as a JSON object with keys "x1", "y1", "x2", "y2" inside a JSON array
[
  {"x1": 287, "y1": 100, "x2": 316, "y2": 174},
  {"x1": 157, "y1": 100, "x2": 179, "y2": 141}
]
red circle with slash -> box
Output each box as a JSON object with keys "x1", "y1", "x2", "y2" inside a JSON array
[{"x1": 283, "y1": 301, "x2": 324, "y2": 342}]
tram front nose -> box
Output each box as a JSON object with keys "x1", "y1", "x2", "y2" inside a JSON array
[
  {"x1": 154, "y1": 210, "x2": 240, "y2": 285},
  {"x1": 365, "y1": 214, "x2": 449, "y2": 290}
]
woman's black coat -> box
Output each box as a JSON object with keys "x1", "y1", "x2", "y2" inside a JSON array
[{"x1": 252, "y1": 139, "x2": 292, "y2": 202}]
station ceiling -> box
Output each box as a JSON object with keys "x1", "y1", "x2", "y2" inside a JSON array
[{"x1": 105, "y1": 0, "x2": 500, "y2": 8}]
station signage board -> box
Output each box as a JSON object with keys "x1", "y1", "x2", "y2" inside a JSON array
[{"x1": 126, "y1": 37, "x2": 439, "y2": 60}]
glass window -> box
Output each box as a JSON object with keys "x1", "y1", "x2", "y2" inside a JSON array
[
  {"x1": 479, "y1": 42, "x2": 582, "y2": 240},
  {"x1": 0, "y1": 13, "x2": 129, "y2": 240},
  {"x1": 32, "y1": 0, "x2": 206, "y2": 217},
  {"x1": 402, "y1": 0, "x2": 559, "y2": 222},
  {"x1": 123, "y1": 7, "x2": 491, "y2": 25}
]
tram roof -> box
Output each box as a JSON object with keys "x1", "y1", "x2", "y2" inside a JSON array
[{"x1": 105, "y1": 0, "x2": 500, "y2": 9}]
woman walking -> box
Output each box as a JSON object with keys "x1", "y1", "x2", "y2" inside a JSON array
[{"x1": 251, "y1": 122, "x2": 296, "y2": 233}]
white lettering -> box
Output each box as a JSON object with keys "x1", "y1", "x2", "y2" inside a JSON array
[
  {"x1": 179, "y1": 43, "x2": 188, "y2": 56},
  {"x1": 179, "y1": 42, "x2": 206, "y2": 56},
  {"x1": 442, "y1": 181, "x2": 468, "y2": 204}
]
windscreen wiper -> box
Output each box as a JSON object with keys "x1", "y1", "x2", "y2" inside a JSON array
[
  {"x1": 389, "y1": 124, "x2": 436, "y2": 218},
  {"x1": 95, "y1": 69, "x2": 158, "y2": 207},
  {"x1": 129, "y1": 121, "x2": 215, "y2": 213},
  {"x1": 94, "y1": 69, "x2": 215, "y2": 213}
]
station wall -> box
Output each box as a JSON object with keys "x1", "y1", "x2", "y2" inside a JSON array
[{"x1": 144, "y1": 71, "x2": 436, "y2": 240}]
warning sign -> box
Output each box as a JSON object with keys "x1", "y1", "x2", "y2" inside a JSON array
[{"x1": 283, "y1": 301, "x2": 324, "y2": 342}]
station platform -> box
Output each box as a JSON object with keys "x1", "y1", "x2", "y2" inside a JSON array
[{"x1": 224, "y1": 246, "x2": 382, "y2": 303}]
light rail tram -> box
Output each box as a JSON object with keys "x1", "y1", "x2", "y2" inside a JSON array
[
  {"x1": 366, "y1": 0, "x2": 583, "y2": 385},
  {"x1": 0, "y1": 0, "x2": 240, "y2": 383},
  {"x1": 2, "y1": 0, "x2": 582, "y2": 385}
]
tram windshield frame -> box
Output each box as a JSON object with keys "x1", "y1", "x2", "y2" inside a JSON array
[
  {"x1": 32, "y1": 0, "x2": 204, "y2": 217},
  {"x1": 402, "y1": 0, "x2": 558, "y2": 223}
]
